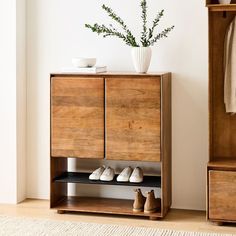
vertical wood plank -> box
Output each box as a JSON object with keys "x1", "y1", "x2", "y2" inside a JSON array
[
  {"x1": 51, "y1": 77, "x2": 105, "y2": 159},
  {"x1": 106, "y1": 77, "x2": 161, "y2": 162},
  {"x1": 161, "y1": 74, "x2": 172, "y2": 217},
  {"x1": 50, "y1": 157, "x2": 67, "y2": 208}
]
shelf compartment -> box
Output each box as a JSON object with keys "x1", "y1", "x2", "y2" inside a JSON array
[
  {"x1": 52, "y1": 196, "x2": 162, "y2": 219},
  {"x1": 207, "y1": 4, "x2": 236, "y2": 11},
  {"x1": 54, "y1": 172, "x2": 161, "y2": 188},
  {"x1": 208, "y1": 158, "x2": 236, "y2": 171}
]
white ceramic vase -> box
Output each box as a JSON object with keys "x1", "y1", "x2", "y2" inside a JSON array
[
  {"x1": 218, "y1": 0, "x2": 231, "y2": 4},
  {"x1": 131, "y1": 47, "x2": 152, "y2": 73}
]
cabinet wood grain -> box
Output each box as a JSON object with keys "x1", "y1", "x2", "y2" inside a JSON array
[
  {"x1": 209, "y1": 170, "x2": 236, "y2": 221},
  {"x1": 106, "y1": 78, "x2": 161, "y2": 162},
  {"x1": 51, "y1": 77, "x2": 105, "y2": 159}
]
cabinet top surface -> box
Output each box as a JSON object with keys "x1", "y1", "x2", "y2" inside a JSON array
[
  {"x1": 205, "y1": 0, "x2": 236, "y2": 11},
  {"x1": 206, "y1": 4, "x2": 236, "y2": 11},
  {"x1": 51, "y1": 71, "x2": 171, "y2": 78}
]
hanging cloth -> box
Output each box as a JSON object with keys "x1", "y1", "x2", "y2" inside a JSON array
[{"x1": 224, "y1": 16, "x2": 236, "y2": 114}]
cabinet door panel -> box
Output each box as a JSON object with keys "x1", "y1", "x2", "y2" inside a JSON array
[
  {"x1": 51, "y1": 77, "x2": 104, "y2": 158},
  {"x1": 209, "y1": 170, "x2": 236, "y2": 221},
  {"x1": 106, "y1": 78, "x2": 161, "y2": 162}
]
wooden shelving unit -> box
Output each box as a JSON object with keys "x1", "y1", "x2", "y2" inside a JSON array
[
  {"x1": 50, "y1": 72, "x2": 172, "y2": 220},
  {"x1": 206, "y1": 0, "x2": 236, "y2": 225}
]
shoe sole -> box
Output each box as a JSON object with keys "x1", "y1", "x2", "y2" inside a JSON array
[
  {"x1": 133, "y1": 208, "x2": 144, "y2": 212},
  {"x1": 100, "y1": 178, "x2": 114, "y2": 181},
  {"x1": 117, "y1": 179, "x2": 129, "y2": 182},
  {"x1": 144, "y1": 208, "x2": 158, "y2": 214}
]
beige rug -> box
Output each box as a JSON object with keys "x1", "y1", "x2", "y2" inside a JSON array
[{"x1": 0, "y1": 216, "x2": 234, "y2": 236}]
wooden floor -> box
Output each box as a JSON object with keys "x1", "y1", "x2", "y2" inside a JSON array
[{"x1": 0, "y1": 199, "x2": 235, "y2": 234}]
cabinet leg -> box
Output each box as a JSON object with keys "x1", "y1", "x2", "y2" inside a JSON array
[
  {"x1": 57, "y1": 210, "x2": 65, "y2": 214},
  {"x1": 149, "y1": 216, "x2": 158, "y2": 221}
]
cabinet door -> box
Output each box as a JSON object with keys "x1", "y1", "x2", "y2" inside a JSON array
[
  {"x1": 209, "y1": 170, "x2": 236, "y2": 221},
  {"x1": 51, "y1": 77, "x2": 104, "y2": 159},
  {"x1": 106, "y1": 78, "x2": 161, "y2": 162}
]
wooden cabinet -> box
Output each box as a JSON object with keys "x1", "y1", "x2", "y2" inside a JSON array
[
  {"x1": 50, "y1": 72, "x2": 171, "y2": 220},
  {"x1": 206, "y1": 0, "x2": 236, "y2": 224},
  {"x1": 209, "y1": 170, "x2": 236, "y2": 221},
  {"x1": 51, "y1": 77, "x2": 105, "y2": 159},
  {"x1": 106, "y1": 78, "x2": 161, "y2": 162}
]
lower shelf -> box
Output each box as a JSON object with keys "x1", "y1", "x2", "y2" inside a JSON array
[{"x1": 52, "y1": 196, "x2": 162, "y2": 219}]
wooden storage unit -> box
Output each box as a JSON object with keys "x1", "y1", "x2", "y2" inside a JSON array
[
  {"x1": 50, "y1": 72, "x2": 171, "y2": 220},
  {"x1": 209, "y1": 170, "x2": 236, "y2": 221},
  {"x1": 206, "y1": 1, "x2": 236, "y2": 224}
]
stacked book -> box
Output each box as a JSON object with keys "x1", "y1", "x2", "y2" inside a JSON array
[{"x1": 61, "y1": 66, "x2": 107, "y2": 74}]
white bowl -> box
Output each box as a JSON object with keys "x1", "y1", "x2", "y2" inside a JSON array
[{"x1": 72, "y1": 57, "x2": 96, "y2": 68}]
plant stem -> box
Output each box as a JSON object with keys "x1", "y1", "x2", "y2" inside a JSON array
[
  {"x1": 85, "y1": 23, "x2": 135, "y2": 46},
  {"x1": 140, "y1": 0, "x2": 148, "y2": 47},
  {"x1": 148, "y1": 10, "x2": 164, "y2": 43},
  {"x1": 149, "y1": 26, "x2": 175, "y2": 46},
  {"x1": 102, "y1": 4, "x2": 139, "y2": 47}
]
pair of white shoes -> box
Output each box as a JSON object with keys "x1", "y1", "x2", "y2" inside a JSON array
[
  {"x1": 89, "y1": 166, "x2": 115, "y2": 182},
  {"x1": 117, "y1": 167, "x2": 143, "y2": 183},
  {"x1": 89, "y1": 166, "x2": 143, "y2": 183}
]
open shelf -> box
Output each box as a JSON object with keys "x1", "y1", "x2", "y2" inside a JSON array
[
  {"x1": 53, "y1": 172, "x2": 161, "y2": 188},
  {"x1": 207, "y1": 4, "x2": 236, "y2": 11},
  {"x1": 208, "y1": 158, "x2": 236, "y2": 171},
  {"x1": 52, "y1": 196, "x2": 162, "y2": 219}
]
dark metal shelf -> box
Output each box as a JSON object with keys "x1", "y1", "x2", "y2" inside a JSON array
[{"x1": 53, "y1": 172, "x2": 161, "y2": 188}]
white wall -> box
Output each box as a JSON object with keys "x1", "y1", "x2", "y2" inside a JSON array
[
  {"x1": 0, "y1": 0, "x2": 17, "y2": 204},
  {"x1": 0, "y1": 0, "x2": 26, "y2": 203},
  {"x1": 26, "y1": 0, "x2": 208, "y2": 210}
]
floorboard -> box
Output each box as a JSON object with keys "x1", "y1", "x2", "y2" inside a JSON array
[{"x1": 0, "y1": 199, "x2": 235, "y2": 234}]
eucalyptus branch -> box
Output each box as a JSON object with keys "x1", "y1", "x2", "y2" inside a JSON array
[
  {"x1": 102, "y1": 4, "x2": 139, "y2": 47},
  {"x1": 85, "y1": 1, "x2": 174, "y2": 48},
  {"x1": 85, "y1": 23, "x2": 135, "y2": 47},
  {"x1": 140, "y1": 0, "x2": 148, "y2": 47},
  {"x1": 148, "y1": 10, "x2": 164, "y2": 41},
  {"x1": 149, "y1": 26, "x2": 175, "y2": 46}
]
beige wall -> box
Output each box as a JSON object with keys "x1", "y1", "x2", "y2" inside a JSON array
[{"x1": 26, "y1": 0, "x2": 208, "y2": 210}]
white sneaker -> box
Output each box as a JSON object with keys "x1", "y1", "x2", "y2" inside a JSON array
[
  {"x1": 100, "y1": 167, "x2": 115, "y2": 181},
  {"x1": 129, "y1": 167, "x2": 143, "y2": 183},
  {"x1": 89, "y1": 166, "x2": 105, "y2": 180},
  {"x1": 117, "y1": 167, "x2": 133, "y2": 182}
]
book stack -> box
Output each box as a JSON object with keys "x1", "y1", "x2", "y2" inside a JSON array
[{"x1": 61, "y1": 66, "x2": 107, "y2": 74}]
